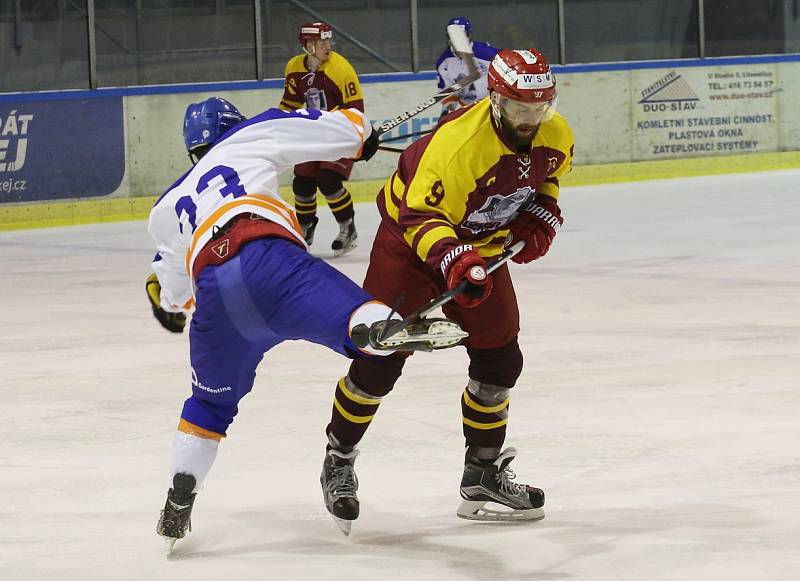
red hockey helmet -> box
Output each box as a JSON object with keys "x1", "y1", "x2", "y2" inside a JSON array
[
  {"x1": 488, "y1": 48, "x2": 556, "y2": 102},
  {"x1": 298, "y1": 22, "x2": 333, "y2": 44},
  {"x1": 488, "y1": 48, "x2": 557, "y2": 128}
]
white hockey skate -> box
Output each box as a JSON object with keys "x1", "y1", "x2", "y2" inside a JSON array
[
  {"x1": 352, "y1": 317, "x2": 468, "y2": 352},
  {"x1": 457, "y1": 447, "x2": 545, "y2": 522}
]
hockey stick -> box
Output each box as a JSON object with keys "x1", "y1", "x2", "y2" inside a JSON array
[
  {"x1": 379, "y1": 240, "x2": 526, "y2": 342},
  {"x1": 380, "y1": 128, "x2": 434, "y2": 144},
  {"x1": 376, "y1": 24, "x2": 480, "y2": 137},
  {"x1": 377, "y1": 145, "x2": 406, "y2": 154},
  {"x1": 378, "y1": 129, "x2": 435, "y2": 154}
]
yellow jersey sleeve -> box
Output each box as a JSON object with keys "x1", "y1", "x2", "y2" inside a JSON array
[
  {"x1": 280, "y1": 55, "x2": 306, "y2": 111},
  {"x1": 399, "y1": 148, "x2": 475, "y2": 268},
  {"x1": 326, "y1": 52, "x2": 364, "y2": 112},
  {"x1": 535, "y1": 113, "x2": 574, "y2": 200}
]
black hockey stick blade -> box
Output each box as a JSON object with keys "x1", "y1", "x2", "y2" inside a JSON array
[
  {"x1": 377, "y1": 129, "x2": 434, "y2": 154},
  {"x1": 380, "y1": 128, "x2": 434, "y2": 144},
  {"x1": 383, "y1": 240, "x2": 526, "y2": 341},
  {"x1": 377, "y1": 145, "x2": 406, "y2": 154},
  {"x1": 376, "y1": 25, "x2": 480, "y2": 137}
]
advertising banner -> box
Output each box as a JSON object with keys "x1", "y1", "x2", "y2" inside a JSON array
[
  {"x1": 0, "y1": 97, "x2": 125, "y2": 203},
  {"x1": 632, "y1": 65, "x2": 779, "y2": 160}
]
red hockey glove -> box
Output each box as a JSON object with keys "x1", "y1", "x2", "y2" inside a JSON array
[
  {"x1": 440, "y1": 245, "x2": 493, "y2": 309},
  {"x1": 506, "y1": 195, "x2": 564, "y2": 264}
]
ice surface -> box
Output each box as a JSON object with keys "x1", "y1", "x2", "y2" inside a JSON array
[{"x1": 1, "y1": 170, "x2": 799, "y2": 580}]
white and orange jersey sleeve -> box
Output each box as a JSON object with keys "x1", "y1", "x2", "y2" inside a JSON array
[{"x1": 148, "y1": 107, "x2": 371, "y2": 310}]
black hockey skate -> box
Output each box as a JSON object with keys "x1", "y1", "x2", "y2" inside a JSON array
[
  {"x1": 302, "y1": 216, "x2": 319, "y2": 246},
  {"x1": 157, "y1": 473, "x2": 197, "y2": 556},
  {"x1": 331, "y1": 218, "x2": 357, "y2": 256},
  {"x1": 320, "y1": 447, "x2": 360, "y2": 536},
  {"x1": 351, "y1": 317, "x2": 468, "y2": 352},
  {"x1": 457, "y1": 447, "x2": 545, "y2": 522}
]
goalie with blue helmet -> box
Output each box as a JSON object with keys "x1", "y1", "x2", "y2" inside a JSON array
[
  {"x1": 147, "y1": 97, "x2": 467, "y2": 553},
  {"x1": 436, "y1": 16, "x2": 499, "y2": 114}
]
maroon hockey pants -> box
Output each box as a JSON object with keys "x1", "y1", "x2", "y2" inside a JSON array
[{"x1": 327, "y1": 221, "x2": 524, "y2": 449}]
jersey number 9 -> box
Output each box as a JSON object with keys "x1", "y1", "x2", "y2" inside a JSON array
[{"x1": 425, "y1": 180, "x2": 445, "y2": 207}]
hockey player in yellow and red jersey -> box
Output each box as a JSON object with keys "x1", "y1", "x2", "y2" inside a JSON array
[
  {"x1": 279, "y1": 21, "x2": 364, "y2": 255},
  {"x1": 319, "y1": 48, "x2": 574, "y2": 529}
]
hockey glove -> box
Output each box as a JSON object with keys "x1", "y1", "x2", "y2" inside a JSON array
[
  {"x1": 441, "y1": 245, "x2": 493, "y2": 309},
  {"x1": 507, "y1": 194, "x2": 564, "y2": 264},
  {"x1": 356, "y1": 129, "x2": 380, "y2": 162},
  {"x1": 145, "y1": 273, "x2": 186, "y2": 333}
]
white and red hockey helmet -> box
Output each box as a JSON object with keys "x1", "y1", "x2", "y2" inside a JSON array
[
  {"x1": 488, "y1": 48, "x2": 556, "y2": 103},
  {"x1": 488, "y1": 48, "x2": 558, "y2": 127},
  {"x1": 298, "y1": 21, "x2": 333, "y2": 44}
]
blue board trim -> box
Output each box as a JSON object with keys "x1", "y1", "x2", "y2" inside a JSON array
[{"x1": 2, "y1": 53, "x2": 799, "y2": 103}]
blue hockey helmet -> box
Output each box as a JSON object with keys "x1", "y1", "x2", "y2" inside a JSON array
[
  {"x1": 447, "y1": 16, "x2": 472, "y2": 37},
  {"x1": 183, "y1": 97, "x2": 246, "y2": 153}
]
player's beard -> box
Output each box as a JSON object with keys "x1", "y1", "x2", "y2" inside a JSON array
[{"x1": 500, "y1": 116, "x2": 538, "y2": 151}]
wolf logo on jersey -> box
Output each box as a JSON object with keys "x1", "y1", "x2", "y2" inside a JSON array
[{"x1": 461, "y1": 187, "x2": 534, "y2": 234}]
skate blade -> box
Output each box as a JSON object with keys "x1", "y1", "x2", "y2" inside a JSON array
[
  {"x1": 333, "y1": 241, "x2": 357, "y2": 257},
  {"x1": 164, "y1": 538, "x2": 177, "y2": 558},
  {"x1": 333, "y1": 516, "x2": 353, "y2": 536},
  {"x1": 457, "y1": 499, "x2": 545, "y2": 522},
  {"x1": 380, "y1": 322, "x2": 469, "y2": 349}
]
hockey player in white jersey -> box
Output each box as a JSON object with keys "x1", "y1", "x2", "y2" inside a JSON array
[
  {"x1": 146, "y1": 97, "x2": 468, "y2": 553},
  {"x1": 435, "y1": 16, "x2": 499, "y2": 114}
]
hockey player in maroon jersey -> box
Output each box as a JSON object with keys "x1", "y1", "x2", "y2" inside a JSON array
[
  {"x1": 319, "y1": 48, "x2": 575, "y2": 528},
  {"x1": 280, "y1": 22, "x2": 364, "y2": 255}
]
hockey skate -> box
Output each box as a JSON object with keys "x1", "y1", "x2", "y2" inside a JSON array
[
  {"x1": 351, "y1": 317, "x2": 468, "y2": 352},
  {"x1": 320, "y1": 447, "x2": 360, "y2": 536},
  {"x1": 331, "y1": 218, "x2": 357, "y2": 256},
  {"x1": 157, "y1": 473, "x2": 197, "y2": 556},
  {"x1": 457, "y1": 447, "x2": 545, "y2": 522},
  {"x1": 301, "y1": 216, "x2": 319, "y2": 246}
]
